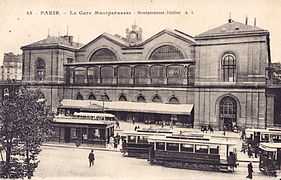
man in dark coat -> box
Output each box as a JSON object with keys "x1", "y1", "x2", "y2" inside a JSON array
[
  {"x1": 246, "y1": 162, "x2": 253, "y2": 179},
  {"x1": 88, "y1": 149, "x2": 95, "y2": 167}
]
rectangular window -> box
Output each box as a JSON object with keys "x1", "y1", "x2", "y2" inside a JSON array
[
  {"x1": 166, "y1": 143, "x2": 179, "y2": 151},
  {"x1": 180, "y1": 144, "x2": 194, "y2": 152},
  {"x1": 209, "y1": 145, "x2": 219, "y2": 154},
  {"x1": 137, "y1": 136, "x2": 148, "y2": 144},
  {"x1": 128, "y1": 136, "x2": 136, "y2": 143},
  {"x1": 195, "y1": 145, "x2": 208, "y2": 154},
  {"x1": 261, "y1": 134, "x2": 269, "y2": 142},
  {"x1": 156, "y1": 142, "x2": 165, "y2": 150}
]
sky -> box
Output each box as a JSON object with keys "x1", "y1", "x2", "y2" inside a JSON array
[{"x1": 0, "y1": 0, "x2": 280, "y2": 64}]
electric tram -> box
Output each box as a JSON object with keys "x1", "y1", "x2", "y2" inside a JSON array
[
  {"x1": 121, "y1": 128, "x2": 175, "y2": 158},
  {"x1": 259, "y1": 143, "x2": 281, "y2": 176},
  {"x1": 244, "y1": 128, "x2": 281, "y2": 149},
  {"x1": 147, "y1": 135, "x2": 238, "y2": 172}
]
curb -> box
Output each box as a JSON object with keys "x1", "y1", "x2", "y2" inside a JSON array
[{"x1": 42, "y1": 143, "x2": 120, "y2": 153}]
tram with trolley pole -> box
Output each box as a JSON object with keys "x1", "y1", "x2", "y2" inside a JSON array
[
  {"x1": 245, "y1": 128, "x2": 281, "y2": 145},
  {"x1": 259, "y1": 143, "x2": 281, "y2": 177},
  {"x1": 147, "y1": 135, "x2": 238, "y2": 172},
  {"x1": 120, "y1": 128, "x2": 175, "y2": 158},
  {"x1": 243, "y1": 128, "x2": 281, "y2": 153}
]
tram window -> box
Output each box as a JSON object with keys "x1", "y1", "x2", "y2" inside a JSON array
[
  {"x1": 261, "y1": 134, "x2": 269, "y2": 142},
  {"x1": 137, "y1": 136, "x2": 148, "y2": 144},
  {"x1": 209, "y1": 145, "x2": 219, "y2": 154},
  {"x1": 195, "y1": 145, "x2": 208, "y2": 154},
  {"x1": 180, "y1": 144, "x2": 193, "y2": 152},
  {"x1": 156, "y1": 142, "x2": 165, "y2": 150},
  {"x1": 167, "y1": 143, "x2": 179, "y2": 151},
  {"x1": 128, "y1": 136, "x2": 137, "y2": 143},
  {"x1": 272, "y1": 135, "x2": 281, "y2": 142}
]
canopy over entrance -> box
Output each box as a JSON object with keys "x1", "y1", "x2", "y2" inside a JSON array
[{"x1": 59, "y1": 99, "x2": 193, "y2": 115}]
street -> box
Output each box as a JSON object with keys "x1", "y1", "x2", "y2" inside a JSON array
[{"x1": 33, "y1": 146, "x2": 278, "y2": 180}]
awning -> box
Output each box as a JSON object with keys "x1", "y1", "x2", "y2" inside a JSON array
[
  {"x1": 53, "y1": 116, "x2": 114, "y2": 125},
  {"x1": 60, "y1": 99, "x2": 193, "y2": 115}
]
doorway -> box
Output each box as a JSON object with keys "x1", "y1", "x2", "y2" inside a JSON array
[
  {"x1": 219, "y1": 96, "x2": 237, "y2": 131},
  {"x1": 64, "y1": 127, "x2": 71, "y2": 143}
]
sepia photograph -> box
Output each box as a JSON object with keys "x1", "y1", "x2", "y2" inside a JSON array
[{"x1": 0, "y1": 0, "x2": 281, "y2": 179}]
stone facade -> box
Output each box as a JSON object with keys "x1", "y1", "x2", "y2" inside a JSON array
[{"x1": 21, "y1": 20, "x2": 273, "y2": 130}]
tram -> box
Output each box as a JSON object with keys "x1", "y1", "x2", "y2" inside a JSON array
[
  {"x1": 121, "y1": 128, "x2": 175, "y2": 158},
  {"x1": 147, "y1": 135, "x2": 238, "y2": 172},
  {"x1": 259, "y1": 143, "x2": 281, "y2": 176},
  {"x1": 245, "y1": 128, "x2": 281, "y2": 147}
]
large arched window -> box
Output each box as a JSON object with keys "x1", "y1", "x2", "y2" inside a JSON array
[
  {"x1": 219, "y1": 96, "x2": 237, "y2": 131},
  {"x1": 90, "y1": 48, "x2": 117, "y2": 62},
  {"x1": 222, "y1": 54, "x2": 236, "y2": 82},
  {"x1": 168, "y1": 96, "x2": 180, "y2": 104},
  {"x1": 137, "y1": 95, "x2": 146, "y2": 102},
  {"x1": 152, "y1": 94, "x2": 162, "y2": 103},
  {"x1": 36, "y1": 58, "x2": 46, "y2": 81},
  {"x1": 149, "y1": 45, "x2": 184, "y2": 60}
]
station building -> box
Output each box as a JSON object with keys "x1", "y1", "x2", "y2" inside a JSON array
[{"x1": 20, "y1": 19, "x2": 275, "y2": 130}]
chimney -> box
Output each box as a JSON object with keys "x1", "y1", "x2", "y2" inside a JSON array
[
  {"x1": 254, "y1": 17, "x2": 256, "y2": 27},
  {"x1": 228, "y1": 12, "x2": 232, "y2": 23},
  {"x1": 245, "y1": 16, "x2": 248, "y2": 25},
  {"x1": 68, "y1": 36, "x2": 73, "y2": 45}
]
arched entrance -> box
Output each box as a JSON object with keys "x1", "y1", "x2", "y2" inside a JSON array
[{"x1": 219, "y1": 96, "x2": 237, "y2": 131}]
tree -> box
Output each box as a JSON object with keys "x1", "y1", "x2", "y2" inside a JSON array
[{"x1": 0, "y1": 87, "x2": 53, "y2": 179}]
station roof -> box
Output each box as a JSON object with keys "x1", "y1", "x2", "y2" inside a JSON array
[
  {"x1": 60, "y1": 99, "x2": 194, "y2": 115},
  {"x1": 21, "y1": 35, "x2": 83, "y2": 50},
  {"x1": 196, "y1": 20, "x2": 268, "y2": 39}
]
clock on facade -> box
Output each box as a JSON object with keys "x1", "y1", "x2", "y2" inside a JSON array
[{"x1": 129, "y1": 31, "x2": 138, "y2": 42}]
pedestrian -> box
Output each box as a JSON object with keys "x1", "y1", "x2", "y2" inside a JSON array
[
  {"x1": 88, "y1": 149, "x2": 95, "y2": 167},
  {"x1": 116, "y1": 133, "x2": 121, "y2": 145},
  {"x1": 116, "y1": 121, "x2": 120, "y2": 129},
  {"x1": 114, "y1": 137, "x2": 118, "y2": 149},
  {"x1": 208, "y1": 124, "x2": 214, "y2": 133},
  {"x1": 248, "y1": 145, "x2": 253, "y2": 158},
  {"x1": 246, "y1": 162, "x2": 253, "y2": 179},
  {"x1": 109, "y1": 136, "x2": 114, "y2": 149},
  {"x1": 254, "y1": 147, "x2": 259, "y2": 158}
]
